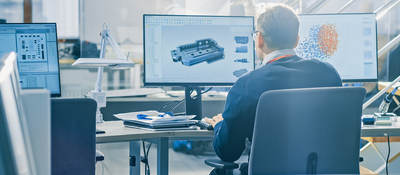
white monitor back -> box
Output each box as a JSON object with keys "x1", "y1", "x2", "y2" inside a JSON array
[{"x1": 20, "y1": 89, "x2": 51, "y2": 175}]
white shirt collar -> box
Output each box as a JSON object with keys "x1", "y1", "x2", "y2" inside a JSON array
[{"x1": 261, "y1": 49, "x2": 296, "y2": 65}]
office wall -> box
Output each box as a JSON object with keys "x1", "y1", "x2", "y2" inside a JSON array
[
  {"x1": 33, "y1": 0, "x2": 79, "y2": 39},
  {"x1": 80, "y1": 0, "x2": 153, "y2": 44},
  {"x1": 0, "y1": 0, "x2": 23, "y2": 22},
  {"x1": 80, "y1": 0, "x2": 236, "y2": 44}
]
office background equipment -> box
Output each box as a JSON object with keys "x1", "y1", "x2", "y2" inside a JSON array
[
  {"x1": 364, "y1": 76, "x2": 400, "y2": 111},
  {"x1": 143, "y1": 14, "x2": 254, "y2": 119},
  {"x1": 0, "y1": 23, "x2": 61, "y2": 97},
  {"x1": 205, "y1": 87, "x2": 366, "y2": 174},
  {"x1": 362, "y1": 116, "x2": 376, "y2": 125},
  {"x1": 51, "y1": 98, "x2": 96, "y2": 175},
  {"x1": 0, "y1": 52, "x2": 37, "y2": 175},
  {"x1": 388, "y1": 44, "x2": 400, "y2": 81},
  {"x1": 296, "y1": 13, "x2": 377, "y2": 82},
  {"x1": 378, "y1": 87, "x2": 399, "y2": 114},
  {"x1": 73, "y1": 24, "x2": 134, "y2": 123}
]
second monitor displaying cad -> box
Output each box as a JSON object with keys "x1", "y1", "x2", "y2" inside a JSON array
[
  {"x1": 0, "y1": 23, "x2": 61, "y2": 96},
  {"x1": 144, "y1": 15, "x2": 255, "y2": 85}
]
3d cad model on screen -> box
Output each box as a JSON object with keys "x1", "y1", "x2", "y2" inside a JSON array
[
  {"x1": 171, "y1": 38, "x2": 225, "y2": 66},
  {"x1": 234, "y1": 36, "x2": 249, "y2": 44},
  {"x1": 233, "y1": 68, "x2": 248, "y2": 77},
  {"x1": 234, "y1": 58, "x2": 249, "y2": 63}
]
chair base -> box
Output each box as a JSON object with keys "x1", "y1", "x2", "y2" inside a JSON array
[{"x1": 209, "y1": 168, "x2": 234, "y2": 175}]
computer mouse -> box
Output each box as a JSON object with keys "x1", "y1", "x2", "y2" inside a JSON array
[{"x1": 197, "y1": 119, "x2": 213, "y2": 130}]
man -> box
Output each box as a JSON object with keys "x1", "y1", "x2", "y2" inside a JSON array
[{"x1": 204, "y1": 3, "x2": 342, "y2": 164}]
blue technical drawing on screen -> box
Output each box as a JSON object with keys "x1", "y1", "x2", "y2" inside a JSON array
[
  {"x1": 144, "y1": 15, "x2": 254, "y2": 85},
  {"x1": 0, "y1": 23, "x2": 61, "y2": 96}
]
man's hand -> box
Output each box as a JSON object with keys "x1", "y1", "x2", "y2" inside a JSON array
[{"x1": 203, "y1": 114, "x2": 224, "y2": 128}]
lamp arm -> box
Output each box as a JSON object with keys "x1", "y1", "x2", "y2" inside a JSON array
[
  {"x1": 94, "y1": 29, "x2": 108, "y2": 92},
  {"x1": 363, "y1": 75, "x2": 400, "y2": 110},
  {"x1": 104, "y1": 30, "x2": 128, "y2": 60}
]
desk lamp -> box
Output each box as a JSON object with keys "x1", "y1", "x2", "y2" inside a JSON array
[
  {"x1": 363, "y1": 76, "x2": 400, "y2": 111},
  {"x1": 73, "y1": 24, "x2": 134, "y2": 123}
]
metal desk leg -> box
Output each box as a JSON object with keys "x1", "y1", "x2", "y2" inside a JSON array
[
  {"x1": 157, "y1": 137, "x2": 169, "y2": 175},
  {"x1": 129, "y1": 141, "x2": 141, "y2": 175}
]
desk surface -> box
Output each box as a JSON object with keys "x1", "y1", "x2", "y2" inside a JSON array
[
  {"x1": 96, "y1": 121, "x2": 213, "y2": 143},
  {"x1": 106, "y1": 93, "x2": 227, "y2": 102},
  {"x1": 361, "y1": 121, "x2": 400, "y2": 137},
  {"x1": 97, "y1": 121, "x2": 400, "y2": 144}
]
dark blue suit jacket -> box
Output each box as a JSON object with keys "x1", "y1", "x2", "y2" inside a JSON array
[{"x1": 213, "y1": 55, "x2": 343, "y2": 162}]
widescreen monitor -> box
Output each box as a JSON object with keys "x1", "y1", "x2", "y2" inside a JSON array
[
  {"x1": 0, "y1": 23, "x2": 61, "y2": 96},
  {"x1": 143, "y1": 15, "x2": 255, "y2": 86},
  {"x1": 296, "y1": 13, "x2": 377, "y2": 82}
]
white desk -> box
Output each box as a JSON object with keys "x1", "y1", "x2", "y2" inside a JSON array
[
  {"x1": 362, "y1": 121, "x2": 400, "y2": 137},
  {"x1": 96, "y1": 121, "x2": 213, "y2": 175},
  {"x1": 96, "y1": 121, "x2": 400, "y2": 175}
]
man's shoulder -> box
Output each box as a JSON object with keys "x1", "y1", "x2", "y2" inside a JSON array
[
  {"x1": 302, "y1": 58, "x2": 339, "y2": 73},
  {"x1": 235, "y1": 55, "x2": 341, "y2": 86},
  {"x1": 250, "y1": 56, "x2": 326, "y2": 74},
  {"x1": 284, "y1": 56, "x2": 338, "y2": 72}
]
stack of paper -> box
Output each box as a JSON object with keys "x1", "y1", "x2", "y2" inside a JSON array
[{"x1": 115, "y1": 110, "x2": 197, "y2": 129}]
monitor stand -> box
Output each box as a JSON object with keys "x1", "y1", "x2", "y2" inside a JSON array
[{"x1": 185, "y1": 87, "x2": 202, "y2": 120}]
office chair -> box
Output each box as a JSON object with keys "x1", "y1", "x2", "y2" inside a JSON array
[
  {"x1": 51, "y1": 98, "x2": 97, "y2": 175},
  {"x1": 205, "y1": 87, "x2": 366, "y2": 175}
]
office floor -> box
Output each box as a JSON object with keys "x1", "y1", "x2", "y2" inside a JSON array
[
  {"x1": 96, "y1": 141, "x2": 249, "y2": 175},
  {"x1": 95, "y1": 137, "x2": 400, "y2": 175},
  {"x1": 90, "y1": 107, "x2": 400, "y2": 175}
]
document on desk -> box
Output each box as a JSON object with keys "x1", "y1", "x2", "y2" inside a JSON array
[{"x1": 115, "y1": 110, "x2": 197, "y2": 129}]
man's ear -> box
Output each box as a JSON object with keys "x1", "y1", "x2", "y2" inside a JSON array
[
  {"x1": 257, "y1": 34, "x2": 265, "y2": 50},
  {"x1": 256, "y1": 34, "x2": 266, "y2": 60}
]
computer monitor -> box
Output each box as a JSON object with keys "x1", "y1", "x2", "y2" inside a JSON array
[
  {"x1": 0, "y1": 23, "x2": 61, "y2": 96},
  {"x1": 0, "y1": 53, "x2": 37, "y2": 175},
  {"x1": 296, "y1": 13, "x2": 377, "y2": 82},
  {"x1": 143, "y1": 14, "x2": 255, "y2": 86}
]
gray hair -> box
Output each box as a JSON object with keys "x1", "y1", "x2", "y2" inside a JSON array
[{"x1": 257, "y1": 4, "x2": 299, "y2": 50}]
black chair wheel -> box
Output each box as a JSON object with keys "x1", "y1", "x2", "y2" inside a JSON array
[
  {"x1": 209, "y1": 168, "x2": 219, "y2": 175},
  {"x1": 209, "y1": 168, "x2": 230, "y2": 175}
]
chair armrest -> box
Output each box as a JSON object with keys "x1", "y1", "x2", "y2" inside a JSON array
[{"x1": 205, "y1": 159, "x2": 239, "y2": 170}]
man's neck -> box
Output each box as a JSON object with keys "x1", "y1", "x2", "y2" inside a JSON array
[{"x1": 261, "y1": 49, "x2": 296, "y2": 65}]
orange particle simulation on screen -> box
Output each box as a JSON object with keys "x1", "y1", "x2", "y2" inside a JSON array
[{"x1": 318, "y1": 24, "x2": 338, "y2": 56}]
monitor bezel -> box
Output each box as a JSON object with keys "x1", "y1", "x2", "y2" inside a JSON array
[
  {"x1": 297, "y1": 13, "x2": 378, "y2": 82},
  {"x1": 143, "y1": 14, "x2": 255, "y2": 87},
  {"x1": 0, "y1": 23, "x2": 62, "y2": 97}
]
